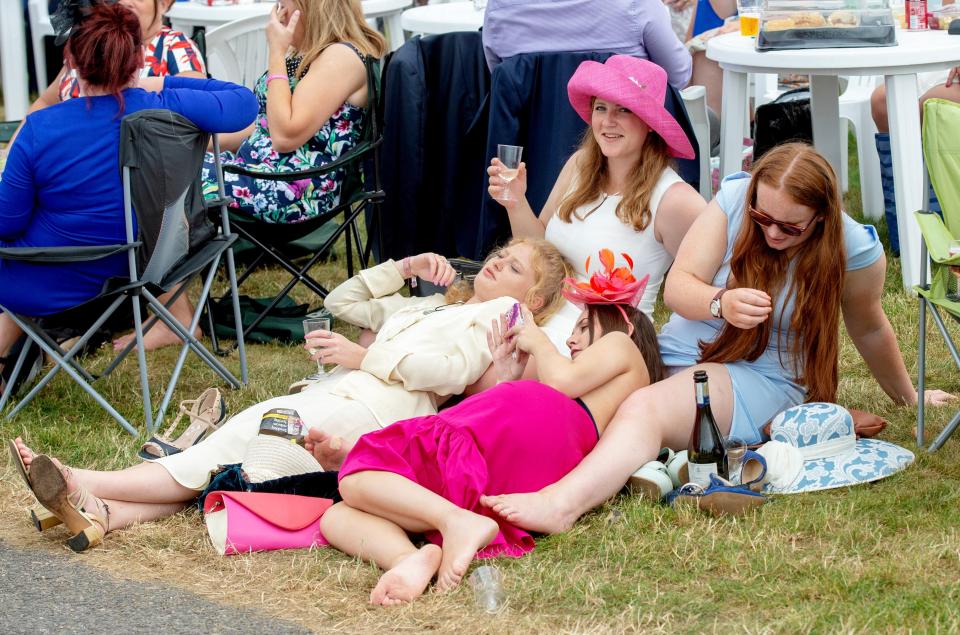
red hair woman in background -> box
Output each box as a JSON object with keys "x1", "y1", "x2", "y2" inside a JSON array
[
  {"x1": 10, "y1": 0, "x2": 207, "y2": 352},
  {"x1": 482, "y1": 143, "x2": 956, "y2": 534}
]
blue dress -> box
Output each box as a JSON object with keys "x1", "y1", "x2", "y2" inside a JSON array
[
  {"x1": 0, "y1": 77, "x2": 258, "y2": 317},
  {"x1": 657, "y1": 173, "x2": 883, "y2": 444}
]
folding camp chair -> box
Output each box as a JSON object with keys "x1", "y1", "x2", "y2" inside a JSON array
[
  {"x1": 915, "y1": 98, "x2": 960, "y2": 452},
  {"x1": 0, "y1": 110, "x2": 247, "y2": 435},
  {"x1": 206, "y1": 56, "x2": 385, "y2": 353}
]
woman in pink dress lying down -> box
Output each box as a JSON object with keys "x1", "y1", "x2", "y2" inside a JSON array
[{"x1": 318, "y1": 250, "x2": 665, "y2": 605}]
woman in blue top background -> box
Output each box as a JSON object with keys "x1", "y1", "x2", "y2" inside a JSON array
[
  {"x1": 482, "y1": 143, "x2": 956, "y2": 535},
  {"x1": 0, "y1": 1, "x2": 257, "y2": 393}
]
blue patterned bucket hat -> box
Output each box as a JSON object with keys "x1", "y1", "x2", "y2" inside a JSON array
[{"x1": 762, "y1": 403, "x2": 914, "y2": 494}]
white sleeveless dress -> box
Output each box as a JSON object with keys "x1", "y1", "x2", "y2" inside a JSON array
[{"x1": 542, "y1": 167, "x2": 683, "y2": 353}]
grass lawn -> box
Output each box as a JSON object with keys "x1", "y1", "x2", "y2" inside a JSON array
[{"x1": 2, "y1": 141, "x2": 960, "y2": 634}]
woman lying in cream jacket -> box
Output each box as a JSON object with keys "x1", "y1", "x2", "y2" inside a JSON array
[{"x1": 11, "y1": 239, "x2": 568, "y2": 552}]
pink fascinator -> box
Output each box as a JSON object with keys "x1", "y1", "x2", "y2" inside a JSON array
[{"x1": 562, "y1": 249, "x2": 649, "y2": 308}]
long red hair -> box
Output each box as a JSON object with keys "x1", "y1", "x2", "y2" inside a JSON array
[
  {"x1": 699, "y1": 143, "x2": 846, "y2": 403},
  {"x1": 64, "y1": 2, "x2": 142, "y2": 113}
]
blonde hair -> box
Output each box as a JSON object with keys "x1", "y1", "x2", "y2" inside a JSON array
[
  {"x1": 445, "y1": 238, "x2": 571, "y2": 325},
  {"x1": 291, "y1": 0, "x2": 386, "y2": 79},
  {"x1": 557, "y1": 99, "x2": 673, "y2": 232}
]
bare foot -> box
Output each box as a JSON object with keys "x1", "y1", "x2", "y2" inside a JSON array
[
  {"x1": 436, "y1": 510, "x2": 499, "y2": 592},
  {"x1": 112, "y1": 322, "x2": 201, "y2": 352},
  {"x1": 479, "y1": 488, "x2": 577, "y2": 535},
  {"x1": 14, "y1": 437, "x2": 84, "y2": 499},
  {"x1": 13, "y1": 437, "x2": 39, "y2": 471},
  {"x1": 369, "y1": 544, "x2": 442, "y2": 606},
  {"x1": 113, "y1": 294, "x2": 200, "y2": 352},
  {"x1": 303, "y1": 428, "x2": 352, "y2": 470}
]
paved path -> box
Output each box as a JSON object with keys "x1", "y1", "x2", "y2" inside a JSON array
[{"x1": 0, "y1": 540, "x2": 311, "y2": 634}]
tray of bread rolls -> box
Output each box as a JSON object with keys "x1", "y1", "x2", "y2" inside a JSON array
[{"x1": 757, "y1": 9, "x2": 897, "y2": 50}]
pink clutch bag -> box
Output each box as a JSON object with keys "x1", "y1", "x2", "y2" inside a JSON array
[{"x1": 203, "y1": 491, "x2": 333, "y2": 556}]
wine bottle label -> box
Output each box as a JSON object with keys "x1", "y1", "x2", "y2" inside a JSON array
[{"x1": 688, "y1": 462, "x2": 717, "y2": 488}]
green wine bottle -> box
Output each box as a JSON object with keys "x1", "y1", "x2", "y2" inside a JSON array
[{"x1": 687, "y1": 370, "x2": 728, "y2": 487}]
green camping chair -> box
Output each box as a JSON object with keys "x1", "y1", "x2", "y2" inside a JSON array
[{"x1": 915, "y1": 98, "x2": 960, "y2": 452}]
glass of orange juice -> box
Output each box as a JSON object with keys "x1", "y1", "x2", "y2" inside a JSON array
[{"x1": 737, "y1": 0, "x2": 760, "y2": 36}]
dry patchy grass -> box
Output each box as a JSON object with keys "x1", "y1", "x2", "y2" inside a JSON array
[{"x1": 1, "y1": 145, "x2": 960, "y2": 633}]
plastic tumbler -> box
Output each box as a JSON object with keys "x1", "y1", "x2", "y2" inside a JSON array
[
  {"x1": 737, "y1": 0, "x2": 760, "y2": 36},
  {"x1": 469, "y1": 565, "x2": 505, "y2": 613}
]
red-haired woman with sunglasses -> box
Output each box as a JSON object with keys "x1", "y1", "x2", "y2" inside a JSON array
[{"x1": 481, "y1": 142, "x2": 955, "y2": 535}]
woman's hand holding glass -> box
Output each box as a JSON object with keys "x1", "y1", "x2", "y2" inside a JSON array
[
  {"x1": 487, "y1": 314, "x2": 528, "y2": 382},
  {"x1": 488, "y1": 158, "x2": 527, "y2": 209},
  {"x1": 304, "y1": 330, "x2": 367, "y2": 371},
  {"x1": 267, "y1": 3, "x2": 300, "y2": 55},
  {"x1": 719, "y1": 288, "x2": 772, "y2": 329},
  {"x1": 399, "y1": 252, "x2": 458, "y2": 286}
]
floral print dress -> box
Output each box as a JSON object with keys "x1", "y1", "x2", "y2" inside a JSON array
[{"x1": 201, "y1": 48, "x2": 366, "y2": 224}]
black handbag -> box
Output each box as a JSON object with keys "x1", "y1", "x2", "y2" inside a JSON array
[{"x1": 752, "y1": 87, "x2": 813, "y2": 162}]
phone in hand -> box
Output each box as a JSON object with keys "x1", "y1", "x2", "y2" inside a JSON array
[{"x1": 505, "y1": 302, "x2": 524, "y2": 330}]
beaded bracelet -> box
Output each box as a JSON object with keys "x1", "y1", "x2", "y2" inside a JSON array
[{"x1": 266, "y1": 74, "x2": 288, "y2": 84}]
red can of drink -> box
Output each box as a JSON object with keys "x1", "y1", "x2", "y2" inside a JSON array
[{"x1": 906, "y1": 0, "x2": 929, "y2": 30}]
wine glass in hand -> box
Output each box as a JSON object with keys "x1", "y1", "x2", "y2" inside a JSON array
[
  {"x1": 495, "y1": 144, "x2": 523, "y2": 202},
  {"x1": 303, "y1": 316, "x2": 332, "y2": 376}
]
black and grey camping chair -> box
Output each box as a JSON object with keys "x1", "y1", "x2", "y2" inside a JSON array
[
  {"x1": 0, "y1": 110, "x2": 247, "y2": 435},
  {"x1": 205, "y1": 55, "x2": 385, "y2": 353}
]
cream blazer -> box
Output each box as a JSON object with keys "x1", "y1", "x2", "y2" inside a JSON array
[{"x1": 325, "y1": 260, "x2": 515, "y2": 426}]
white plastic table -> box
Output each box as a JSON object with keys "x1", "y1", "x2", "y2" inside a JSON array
[
  {"x1": 167, "y1": 0, "x2": 412, "y2": 50},
  {"x1": 707, "y1": 30, "x2": 960, "y2": 291},
  {"x1": 400, "y1": 0, "x2": 483, "y2": 35},
  {"x1": 0, "y1": 0, "x2": 29, "y2": 120}
]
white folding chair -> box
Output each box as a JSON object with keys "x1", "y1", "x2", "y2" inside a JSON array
[
  {"x1": 838, "y1": 75, "x2": 883, "y2": 219},
  {"x1": 27, "y1": 0, "x2": 55, "y2": 88},
  {"x1": 205, "y1": 14, "x2": 270, "y2": 89},
  {"x1": 681, "y1": 84, "x2": 712, "y2": 201}
]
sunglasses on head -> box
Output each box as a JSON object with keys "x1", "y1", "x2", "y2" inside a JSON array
[{"x1": 747, "y1": 204, "x2": 817, "y2": 237}]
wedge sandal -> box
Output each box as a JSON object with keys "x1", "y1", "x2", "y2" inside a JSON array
[
  {"x1": 669, "y1": 474, "x2": 767, "y2": 517},
  {"x1": 627, "y1": 460, "x2": 674, "y2": 501},
  {"x1": 138, "y1": 387, "x2": 226, "y2": 460}
]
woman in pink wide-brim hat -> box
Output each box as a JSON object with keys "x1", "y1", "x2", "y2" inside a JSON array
[{"x1": 486, "y1": 55, "x2": 706, "y2": 357}]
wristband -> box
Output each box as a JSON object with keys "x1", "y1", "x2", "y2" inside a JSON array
[{"x1": 266, "y1": 74, "x2": 288, "y2": 85}]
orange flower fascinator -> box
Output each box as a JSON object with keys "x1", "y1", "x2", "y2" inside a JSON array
[{"x1": 562, "y1": 249, "x2": 649, "y2": 308}]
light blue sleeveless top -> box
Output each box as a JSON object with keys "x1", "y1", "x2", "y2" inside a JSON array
[{"x1": 658, "y1": 172, "x2": 883, "y2": 388}]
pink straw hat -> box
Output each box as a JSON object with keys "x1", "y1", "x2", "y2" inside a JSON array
[{"x1": 567, "y1": 55, "x2": 695, "y2": 160}]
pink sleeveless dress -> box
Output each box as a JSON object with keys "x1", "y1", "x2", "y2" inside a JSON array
[{"x1": 338, "y1": 380, "x2": 599, "y2": 558}]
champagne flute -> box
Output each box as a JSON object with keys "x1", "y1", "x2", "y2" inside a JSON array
[
  {"x1": 496, "y1": 144, "x2": 523, "y2": 202},
  {"x1": 302, "y1": 315, "x2": 332, "y2": 376}
]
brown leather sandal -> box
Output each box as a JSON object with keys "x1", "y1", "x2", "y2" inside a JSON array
[{"x1": 29, "y1": 455, "x2": 109, "y2": 552}]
